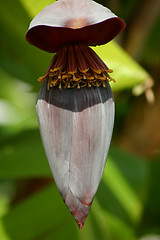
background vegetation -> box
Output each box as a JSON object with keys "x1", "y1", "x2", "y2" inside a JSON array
[{"x1": 0, "y1": 0, "x2": 160, "y2": 239}]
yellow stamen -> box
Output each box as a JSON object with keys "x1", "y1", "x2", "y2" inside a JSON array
[{"x1": 37, "y1": 44, "x2": 115, "y2": 90}]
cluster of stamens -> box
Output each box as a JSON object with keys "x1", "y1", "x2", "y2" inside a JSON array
[{"x1": 38, "y1": 44, "x2": 115, "y2": 90}]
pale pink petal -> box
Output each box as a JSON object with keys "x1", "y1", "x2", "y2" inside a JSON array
[{"x1": 36, "y1": 81, "x2": 114, "y2": 228}]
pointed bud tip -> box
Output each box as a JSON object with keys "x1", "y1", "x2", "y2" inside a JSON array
[
  {"x1": 63, "y1": 189, "x2": 92, "y2": 230},
  {"x1": 78, "y1": 222, "x2": 84, "y2": 230},
  {"x1": 72, "y1": 205, "x2": 89, "y2": 229}
]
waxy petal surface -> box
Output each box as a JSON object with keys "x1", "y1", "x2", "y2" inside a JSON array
[
  {"x1": 36, "y1": 82, "x2": 114, "y2": 228},
  {"x1": 26, "y1": 0, "x2": 125, "y2": 52}
]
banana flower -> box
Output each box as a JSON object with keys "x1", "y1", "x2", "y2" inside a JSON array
[{"x1": 26, "y1": 0, "x2": 125, "y2": 230}]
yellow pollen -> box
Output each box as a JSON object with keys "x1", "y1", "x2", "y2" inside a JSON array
[{"x1": 38, "y1": 44, "x2": 115, "y2": 90}]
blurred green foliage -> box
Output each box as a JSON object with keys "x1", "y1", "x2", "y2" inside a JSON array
[{"x1": 0, "y1": 0, "x2": 160, "y2": 240}]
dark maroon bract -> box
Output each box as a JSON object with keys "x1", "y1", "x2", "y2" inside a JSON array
[{"x1": 26, "y1": 0, "x2": 125, "y2": 52}]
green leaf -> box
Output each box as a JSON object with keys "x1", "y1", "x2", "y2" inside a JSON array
[
  {"x1": 0, "y1": 0, "x2": 51, "y2": 85},
  {"x1": 0, "y1": 181, "x2": 16, "y2": 222},
  {"x1": 140, "y1": 155, "x2": 160, "y2": 234},
  {"x1": 1, "y1": 183, "x2": 134, "y2": 240},
  {"x1": 97, "y1": 146, "x2": 148, "y2": 225},
  {"x1": 0, "y1": 185, "x2": 78, "y2": 240},
  {"x1": 20, "y1": 0, "x2": 56, "y2": 17},
  {"x1": 93, "y1": 41, "x2": 151, "y2": 91},
  {"x1": 92, "y1": 199, "x2": 136, "y2": 240},
  {"x1": 0, "y1": 69, "x2": 37, "y2": 134},
  {"x1": 103, "y1": 161, "x2": 142, "y2": 223},
  {"x1": 0, "y1": 129, "x2": 50, "y2": 178}
]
